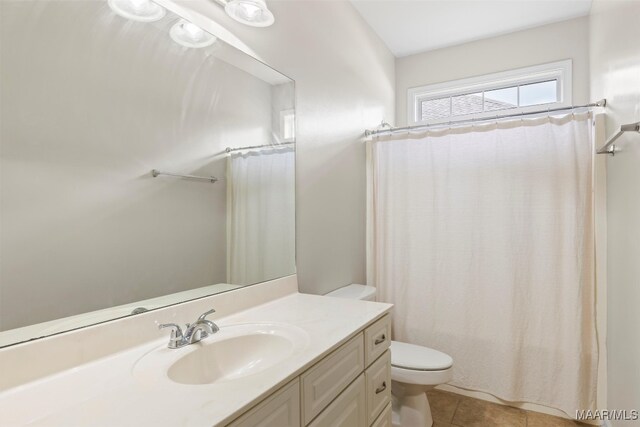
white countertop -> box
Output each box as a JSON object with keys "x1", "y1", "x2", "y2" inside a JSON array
[{"x1": 0, "y1": 293, "x2": 392, "y2": 427}]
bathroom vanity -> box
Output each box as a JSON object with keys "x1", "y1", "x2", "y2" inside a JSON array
[
  {"x1": 228, "y1": 314, "x2": 392, "y2": 427},
  {"x1": 0, "y1": 277, "x2": 393, "y2": 426}
]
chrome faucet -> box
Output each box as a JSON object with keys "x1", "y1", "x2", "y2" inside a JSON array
[{"x1": 158, "y1": 309, "x2": 220, "y2": 349}]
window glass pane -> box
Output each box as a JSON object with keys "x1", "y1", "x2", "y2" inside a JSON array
[
  {"x1": 519, "y1": 80, "x2": 557, "y2": 106},
  {"x1": 484, "y1": 86, "x2": 518, "y2": 111},
  {"x1": 282, "y1": 112, "x2": 295, "y2": 141},
  {"x1": 451, "y1": 92, "x2": 483, "y2": 116},
  {"x1": 421, "y1": 97, "x2": 450, "y2": 121},
  {"x1": 410, "y1": 60, "x2": 569, "y2": 123}
]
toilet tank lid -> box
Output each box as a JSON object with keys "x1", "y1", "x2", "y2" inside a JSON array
[{"x1": 325, "y1": 284, "x2": 376, "y2": 300}]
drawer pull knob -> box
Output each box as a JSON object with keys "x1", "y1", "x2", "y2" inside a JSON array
[
  {"x1": 374, "y1": 335, "x2": 386, "y2": 345},
  {"x1": 375, "y1": 381, "x2": 387, "y2": 394}
]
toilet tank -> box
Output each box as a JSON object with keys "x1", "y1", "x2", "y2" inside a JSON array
[{"x1": 325, "y1": 284, "x2": 376, "y2": 301}]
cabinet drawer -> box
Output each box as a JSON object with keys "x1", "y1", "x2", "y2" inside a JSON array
[
  {"x1": 364, "y1": 315, "x2": 391, "y2": 366},
  {"x1": 371, "y1": 402, "x2": 392, "y2": 427},
  {"x1": 308, "y1": 374, "x2": 366, "y2": 427},
  {"x1": 366, "y1": 350, "x2": 391, "y2": 425},
  {"x1": 227, "y1": 379, "x2": 300, "y2": 427},
  {"x1": 302, "y1": 333, "x2": 365, "y2": 424}
]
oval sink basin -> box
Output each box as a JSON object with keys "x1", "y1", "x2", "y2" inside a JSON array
[
  {"x1": 134, "y1": 323, "x2": 309, "y2": 386},
  {"x1": 169, "y1": 332, "x2": 295, "y2": 385}
]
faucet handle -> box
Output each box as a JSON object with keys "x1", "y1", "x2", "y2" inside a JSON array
[
  {"x1": 158, "y1": 323, "x2": 184, "y2": 339},
  {"x1": 197, "y1": 309, "x2": 216, "y2": 322},
  {"x1": 159, "y1": 323, "x2": 187, "y2": 349},
  {"x1": 196, "y1": 309, "x2": 220, "y2": 335}
]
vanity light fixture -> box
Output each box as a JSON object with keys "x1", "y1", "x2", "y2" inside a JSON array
[
  {"x1": 170, "y1": 19, "x2": 218, "y2": 48},
  {"x1": 107, "y1": 0, "x2": 166, "y2": 22},
  {"x1": 224, "y1": 0, "x2": 275, "y2": 27}
]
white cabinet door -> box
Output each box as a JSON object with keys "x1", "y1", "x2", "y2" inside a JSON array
[
  {"x1": 366, "y1": 350, "x2": 391, "y2": 425},
  {"x1": 371, "y1": 403, "x2": 392, "y2": 427},
  {"x1": 301, "y1": 333, "x2": 364, "y2": 424},
  {"x1": 308, "y1": 374, "x2": 366, "y2": 427},
  {"x1": 227, "y1": 379, "x2": 300, "y2": 427}
]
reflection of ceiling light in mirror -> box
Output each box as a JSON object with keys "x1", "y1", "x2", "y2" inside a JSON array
[
  {"x1": 108, "y1": 0, "x2": 166, "y2": 22},
  {"x1": 170, "y1": 19, "x2": 217, "y2": 48},
  {"x1": 225, "y1": 0, "x2": 275, "y2": 27}
]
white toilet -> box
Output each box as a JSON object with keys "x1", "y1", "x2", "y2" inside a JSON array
[{"x1": 325, "y1": 284, "x2": 453, "y2": 427}]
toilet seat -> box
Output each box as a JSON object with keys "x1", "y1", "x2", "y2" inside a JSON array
[
  {"x1": 390, "y1": 341, "x2": 454, "y2": 386},
  {"x1": 391, "y1": 364, "x2": 453, "y2": 386},
  {"x1": 390, "y1": 341, "x2": 453, "y2": 371}
]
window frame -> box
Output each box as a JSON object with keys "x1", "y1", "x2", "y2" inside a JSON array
[
  {"x1": 279, "y1": 109, "x2": 295, "y2": 143},
  {"x1": 407, "y1": 59, "x2": 572, "y2": 126}
]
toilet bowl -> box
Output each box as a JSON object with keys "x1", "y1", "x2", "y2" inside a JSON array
[
  {"x1": 390, "y1": 341, "x2": 453, "y2": 427},
  {"x1": 325, "y1": 284, "x2": 454, "y2": 427}
]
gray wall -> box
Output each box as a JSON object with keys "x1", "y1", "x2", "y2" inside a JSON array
[
  {"x1": 170, "y1": 0, "x2": 396, "y2": 296},
  {"x1": 395, "y1": 16, "x2": 590, "y2": 126},
  {"x1": 590, "y1": 0, "x2": 640, "y2": 422}
]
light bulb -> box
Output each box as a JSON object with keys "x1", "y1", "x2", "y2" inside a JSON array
[
  {"x1": 183, "y1": 22, "x2": 205, "y2": 41},
  {"x1": 224, "y1": 0, "x2": 274, "y2": 27},
  {"x1": 170, "y1": 19, "x2": 217, "y2": 48},
  {"x1": 108, "y1": 0, "x2": 166, "y2": 22},
  {"x1": 129, "y1": 0, "x2": 148, "y2": 12},
  {"x1": 239, "y1": 3, "x2": 261, "y2": 19}
]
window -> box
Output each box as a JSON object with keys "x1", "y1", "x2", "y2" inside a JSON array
[
  {"x1": 280, "y1": 109, "x2": 295, "y2": 142},
  {"x1": 408, "y1": 60, "x2": 572, "y2": 125}
]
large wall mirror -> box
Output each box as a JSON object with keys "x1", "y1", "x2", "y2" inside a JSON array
[{"x1": 0, "y1": 0, "x2": 295, "y2": 347}]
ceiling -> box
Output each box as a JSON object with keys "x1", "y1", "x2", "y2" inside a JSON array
[{"x1": 350, "y1": 0, "x2": 593, "y2": 57}]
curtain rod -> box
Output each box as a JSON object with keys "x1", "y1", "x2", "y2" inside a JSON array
[
  {"x1": 364, "y1": 99, "x2": 607, "y2": 137},
  {"x1": 225, "y1": 142, "x2": 294, "y2": 153}
]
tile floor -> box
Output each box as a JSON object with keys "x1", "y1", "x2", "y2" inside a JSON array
[{"x1": 428, "y1": 389, "x2": 592, "y2": 427}]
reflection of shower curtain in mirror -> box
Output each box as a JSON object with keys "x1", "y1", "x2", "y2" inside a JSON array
[
  {"x1": 367, "y1": 113, "x2": 598, "y2": 416},
  {"x1": 227, "y1": 147, "x2": 295, "y2": 286}
]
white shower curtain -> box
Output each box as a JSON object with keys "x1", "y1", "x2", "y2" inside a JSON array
[
  {"x1": 227, "y1": 147, "x2": 295, "y2": 286},
  {"x1": 367, "y1": 113, "x2": 598, "y2": 415}
]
